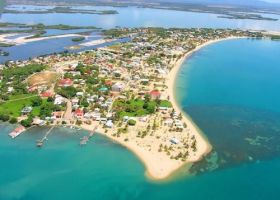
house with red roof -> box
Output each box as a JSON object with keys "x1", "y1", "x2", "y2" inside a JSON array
[
  {"x1": 105, "y1": 80, "x2": 113, "y2": 86},
  {"x1": 74, "y1": 108, "x2": 84, "y2": 118},
  {"x1": 40, "y1": 91, "x2": 54, "y2": 98},
  {"x1": 58, "y1": 78, "x2": 73, "y2": 87},
  {"x1": 150, "y1": 90, "x2": 161, "y2": 100}
]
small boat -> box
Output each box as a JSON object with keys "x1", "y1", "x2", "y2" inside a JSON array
[{"x1": 36, "y1": 141, "x2": 43, "y2": 147}]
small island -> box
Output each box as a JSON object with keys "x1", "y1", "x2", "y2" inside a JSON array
[
  {"x1": 72, "y1": 37, "x2": 86, "y2": 42},
  {"x1": 3, "y1": 6, "x2": 119, "y2": 15},
  {"x1": 218, "y1": 13, "x2": 278, "y2": 21},
  {"x1": 0, "y1": 28, "x2": 263, "y2": 179},
  {"x1": 0, "y1": 42, "x2": 15, "y2": 47}
]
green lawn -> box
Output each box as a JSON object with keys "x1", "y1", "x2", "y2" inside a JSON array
[
  {"x1": 159, "y1": 100, "x2": 172, "y2": 107},
  {"x1": 113, "y1": 99, "x2": 171, "y2": 118},
  {"x1": 0, "y1": 94, "x2": 44, "y2": 117}
]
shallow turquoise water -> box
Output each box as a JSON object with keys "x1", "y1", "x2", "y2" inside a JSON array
[{"x1": 1, "y1": 38, "x2": 280, "y2": 199}]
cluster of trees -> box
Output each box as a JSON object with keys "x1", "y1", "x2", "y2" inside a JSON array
[
  {"x1": 72, "y1": 37, "x2": 85, "y2": 42},
  {"x1": 75, "y1": 63, "x2": 99, "y2": 76},
  {"x1": 39, "y1": 97, "x2": 63, "y2": 119},
  {"x1": 57, "y1": 86, "x2": 79, "y2": 98},
  {"x1": 113, "y1": 97, "x2": 156, "y2": 119},
  {"x1": 103, "y1": 28, "x2": 133, "y2": 38},
  {"x1": 128, "y1": 119, "x2": 136, "y2": 126},
  {"x1": 20, "y1": 115, "x2": 33, "y2": 127},
  {"x1": 2, "y1": 64, "x2": 46, "y2": 82},
  {"x1": 0, "y1": 113, "x2": 17, "y2": 124}
]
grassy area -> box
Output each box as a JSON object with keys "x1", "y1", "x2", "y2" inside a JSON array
[
  {"x1": 8, "y1": 94, "x2": 36, "y2": 100},
  {"x1": 112, "y1": 99, "x2": 172, "y2": 118},
  {"x1": 0, "y1": 94, "x2": 46, "y2": 117},
  {"x1": 159, "y1": 100, "x2": 172, "y2": 107}
]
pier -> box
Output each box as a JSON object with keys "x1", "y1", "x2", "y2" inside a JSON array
[
  {"x1": 9, "y1": 126, "x2": 26, "y2": 139},
  {"x1": 36, "y1": 126, "x2": 55, "y2": 147},
  {"x1": 80, "y1": 125, "x2": 98, "y2": 146}
]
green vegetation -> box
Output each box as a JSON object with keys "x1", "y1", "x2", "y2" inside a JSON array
[
  {"x1": 159, "y1": 100, "x2": 172, "y2": 108},
  {"x1": 103, "y1": 28, "x2": 134, "y2": 38},
  {"x1": 0, "y1": 114, "x2": 10, "y2": 122},
  {"x1": 20, "y1": 115, "x2": 33, "y2": 127},
  {"x1": 128, "y1": 119, "x2": 136, "y2": 126},
  {"x1": 0, "y1": 94, "x2": 39, "y2": 117},
  {"x1": 218, "y1": 14, "x2": 278, "y2": 21},
  {"x1": 57, "y1": 86, "x2": 79, "y2": 98},
  {"x1": 0, "y1": 94, "x2": 63, "y2": 121},
  {"x1": 0, "y1": 43, "x2": 14, "y2": 47},
  {"x1": 3, "y1": 6, "x2": 118, "y2": 15},
  {"x1": 113, "y1": 99, "x2": 156, "y2": 118},
  {"x1": 113, "y1": 96, "x2": 172, "y2": 119},
  {"x1": 9, "y1": 117, "x2": 18, "y2": 124},
  {"x1": 270, "y1": 35, "x2": 280, "y2": 40},
  {"x1": 72, "y1": 37, "x2": 85, "y2": 42},
  {"x1": 1, "y1": 64, "x2": 46, "y2": 82}
]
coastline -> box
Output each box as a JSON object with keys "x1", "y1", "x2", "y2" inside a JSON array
[
  {"x1": 0, "y1": 33, "x2": 87, "y2": 45},
  {"x1": 82, "y1": 37, "x2": 246, "y2": 180},
  {"x1": 8, "y1": 36, "x2": 247, "y2": 181}
]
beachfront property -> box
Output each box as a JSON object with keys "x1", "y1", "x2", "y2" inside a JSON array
[{"x1": 0, "y1": 28, "x2": 263, "y2": 179}]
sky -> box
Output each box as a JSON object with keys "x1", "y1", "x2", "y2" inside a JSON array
[{"x1": 264, "y1": 0, "x2": 280, "y2": 2}]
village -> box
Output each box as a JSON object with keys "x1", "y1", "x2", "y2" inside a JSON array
[{"x1": 0, "y1": 28, "x2": 263, "y2": 178}]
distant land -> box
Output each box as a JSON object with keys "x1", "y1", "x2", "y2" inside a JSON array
[{"x1": 4, "y1": 0, "x2": 280, "y2": 19}]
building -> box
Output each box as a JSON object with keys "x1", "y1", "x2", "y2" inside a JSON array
[
  {"x1": 105, "y1": 120, "x2": 114, "y2": 128},
  {"x1": 74, "y1": 108, "x2": 84, "y2": 118},
  {"x1": 150, "y1": 90, "x2": 161, "y2": 100},
  {"x1": 52, "y1": 111, "x2": 64, "y2": 119},
  {"x1": 40, "y1": 91, "x2": 53, "y2": 98},
  {"x1": 21, "y1": 106, "x2": 33, "y2": 115},
  {"x1": 112, "y1": 82, "x2": 125, "y2": 92},
  {"x1": 58, "y1": 78, "x2": 73, "y2": 87},
  {"x1": 54, "y1": 95, "x2": 65, "y2": 105}
]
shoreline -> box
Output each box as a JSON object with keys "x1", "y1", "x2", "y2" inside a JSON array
[
  {"x1": 0, "y1": 33, "x2": 87, "y2": 45},
  {"x1": 83, "y1": 36, "x2": 246, "y2": 180},
  {"x1": 9, "y1": 36, "x2": 247, "y2": 181},
  {"x1": 165, "y1": 36, "x2": 246, "y2": 165}
]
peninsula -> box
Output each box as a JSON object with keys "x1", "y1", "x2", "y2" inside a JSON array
[{"x1": 0, "y1": 28, "x2": 263, "y2": 179}]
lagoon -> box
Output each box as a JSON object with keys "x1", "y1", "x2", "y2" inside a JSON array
[{"x1": 1, "y1": 5, "x2": 280, "y2": 31}]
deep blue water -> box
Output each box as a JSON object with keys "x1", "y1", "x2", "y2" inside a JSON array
[
  {"x1": 175, "y1": 38, "x2": 280, "y2": 173},
  {"x1": 0, "y1": 34, "x2": 128, "y2": 63},
  {"x1": 1, "y1": 4, "x2": 280, "y2": 63},
  {"x1": 1, "y1": 38, "x2": 280, "y2": 199}
]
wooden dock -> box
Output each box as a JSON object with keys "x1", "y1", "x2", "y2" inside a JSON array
[
  {"x1": 80, "y1": 125, "x2": 98, "y2": 146},
  {"x1": 36, "y1": 126, "x2": 55, "y2": 147}
]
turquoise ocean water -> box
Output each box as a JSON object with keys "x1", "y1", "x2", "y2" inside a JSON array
[{"x1": 1, "y1": 38, "x2": 280, "y2": 199}]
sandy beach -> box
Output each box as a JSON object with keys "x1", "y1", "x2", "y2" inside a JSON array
[
  {"x1": 0, "y1": 33, "x2": 85, "y2": 45},
  {"x1": 79, "y1": 38, "x2": 114, "y2": 47}
]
